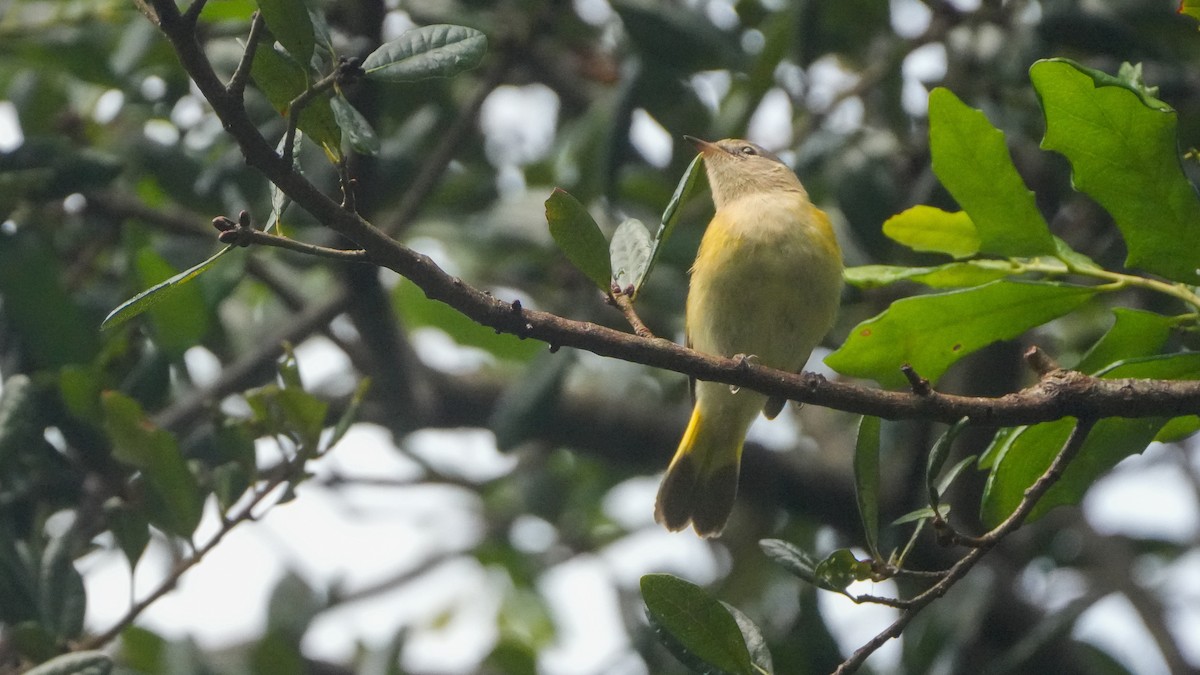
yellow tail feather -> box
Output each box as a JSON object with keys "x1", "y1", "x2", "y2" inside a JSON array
[{"x1": 654, "y1": 407, "x2": 744, "y2": 537}]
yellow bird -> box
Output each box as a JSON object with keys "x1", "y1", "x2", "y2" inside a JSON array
[{"x1": 654, "y1": 137, "x2": 843, "y2": 537}]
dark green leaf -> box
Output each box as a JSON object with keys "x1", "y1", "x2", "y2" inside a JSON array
[
  {"x1": 266, "y1": 571, "x2": 321, "y2": 642},
  {"x1": 813, "y1": 549, "x2": 871, "y2": 592},
  {"x1": 104, "y1": 499, "x2": 150, "y2": 571},
  {"x1": 641, "y1": 573, "x2": 755, "y2": 675},
  {"x1": 721, "y1": 602, "x2": 773, "y2": 675},
  {"x1": 39, "y1": 531, "x2": 85, "y2": 641},
  {"x1": 0, "y1": 235, "x2": 100, "y2": 367},
  {"x1": 330, "y1": 94, "x2": 380, "y2": 155},
  {"x1": 881, "y1": 206, "x2": 979, "y2": 259},
  {"x1": 609, "y1": 218, "x2": 653, "y2": 294},
  {"x1": 391, "y1": 281, "x2": 543, "y2": 361},
  {"x1": 133, "y1": 248, "x2": 212, "y2": 358},
  {"x1": 759, "y1": 538, "x2": 820, "y2": 586},
  {"x1": 1154, "y1": 415, "x2": 1200, "y2": 443},
  {"x1": 1032, "y1": 58, "x2": 1200, "y2": 283},
  {"x1": 926, "y1": 418, "x2": 968, "y2": 508},
  {"x1": 853, "y1": 416, "x2": 881, "y2": 558},
  {"x1": 929, "y1": 88, "x2": 1057, "y2": 257},
  {"x1": 826, "y1": 281, "x2": 1097, "y2": 388},
  {"x1": 102, "y1": 246, "x2": 233, "y2": 331},
  {"x1": 843, "y1": 261, "x2": 1015, "y2": 289},
  {"x1": 545, "y1": 188, "x2": 612, "y2": 292},
  {"x1": 489, "y1": 352, "x2": 575, "y2": 451},
  {"x1": 101, "y1": 392, "x2": 203, "y2": 538},
  {"x1": 0, "y1": 522, "x2": 40, "y2": 626},
  {"x1": 981, "y1": 353, "x2": 1200, "y2": 526},
  {"x1": 23, "y1": 651, "x2": 112, "y2": 675},
  {"x1": 362, "y1": 25, "x2": 487, "y2": 82},
  {"x1": 640, "y1": 152, "x2": 705, "y2": 296},
  {"x1": 0, "y1": 374, "x2": 39, "y2": 466},
  {"x1": 274, "y1": 388, "x2": 328, "y2": 451},
  {"x1": 251, "y1": 42, "x2": 341, "y2": 159},
  {"x1": 256, "y1": 0, "x2": 315, "y2": 65}
]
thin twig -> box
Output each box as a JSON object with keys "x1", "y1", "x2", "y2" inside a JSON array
[
  {"x1": 78, "y1": 469, "x2": 295, "y2": 649},
  {"x1": 833, "y1": 418, "x2": 1098, "y2": 674},
  {"x1": 609, "y1": 285, "x2": 655, "y2": 338},
  {"x1": 180, "y1": 0, "x2": 208, "y2": 25},
  {"x1": 282, "y1": 71, "x2": 339, "y2": 166},
  {"x1": 222, "y1": 226, "x2": 370, "y2": 262},
  {"x1": 227, "y1": 11, "x2": 265, "y2": 98}
]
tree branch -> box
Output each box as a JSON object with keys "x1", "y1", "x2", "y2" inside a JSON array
[{"x1": 833, "y1": 418, "x2": 1098, "y2": 673}]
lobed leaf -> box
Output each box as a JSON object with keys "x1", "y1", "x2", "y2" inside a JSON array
[
  {"x1": 1032, "y1": 58, "x2": 1200, "y2": 283},
  {"x1": 362, "y1": 25, "x2": 486, "y2": 82},
  {"x1": 826, "y1": 281, "x2": 1097, "y2": 388},
  {"x1": 545, "y1": 188, "x2": 612, "y2": 292},
  {"x1": 641, "y1": 574, "x2": 755, "y2": 675},
  {"x1": 928, "y1": 88, "x2": 1057, "y2": 257}
]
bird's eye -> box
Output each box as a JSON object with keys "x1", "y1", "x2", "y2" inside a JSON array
[{"x1": 740, "y1": 145, "x2": 757, "y2": 156}]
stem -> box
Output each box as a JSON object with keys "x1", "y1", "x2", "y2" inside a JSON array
[{"x1": 227, "y1": 12, "x2": 265, "y2": 97}]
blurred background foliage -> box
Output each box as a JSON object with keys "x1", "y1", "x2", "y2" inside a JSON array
[{"x1": 1, "y1": 0, "x2": 1199, "y2": 673}]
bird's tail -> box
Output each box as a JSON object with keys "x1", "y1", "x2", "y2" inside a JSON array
[{"x1": 654, "y1": 405, "x2": 745, "y2": 537}]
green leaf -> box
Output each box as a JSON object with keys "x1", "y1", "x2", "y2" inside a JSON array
[
  {"x1": 133, "y1": 248, "x2": 212, "y2": 358},
  {"x1": 853, "y1": 416, "x2": 881, "y2": 559},
  {"x1": 881, "y1": 206, "x2": 979, "y2": 259},
  {"x1": 545, "y1": 188, "x2": 612, "y2": 292},
  {"x1": 104, "y1": 500, "x2": 150, "y2": 571},
  {"x1": 1031, "y1": 58, "x2": 1200, "y2": 283},
  {"x1": 251, "y1": 42, "x2": 341, "y2": 160},
  {"x1": 392, "y1": 280, "x2": 542, "y2": 361},
  {"x1": 256, "y1": 0, "x2": 315, "y2": 65},
  {"x1": 1155, "y1": 415, "x2": 1200, "y2": 443},
  {"x1": 721, "y1": 602, "x2": 774, "y2": 675},
  {"x1": 893, "y1": 504, "x2": 949, "y2": 526},
  {"x1": 39, "y1": 530, "x2": 85, "y2": 641},
  {"x1": 609, "y1": 218, "x2": 653, "y2": 294},
  {"x1": 641, "y1": 573, "x2": 755, "y2": 675},
  {"x1": 640, "y1": 152, "x2": 705, "y2": 296},
  {"x1": 759, "y1": 538, "x2": 820, "y2": 586},
  {"x1": 362, "y1": 25, "x2": 487, "y2": 82},
  {"x1": 981, "y1": 352, "x2": 1200, "y2": 526},
  {"x1": 101, "y1": 392, "x2": 204, "y2": 538},
  {"x1": 826, "y1": 281, "x2": 1098, "y2": 388},
  {"x1": 0, "y1": 374, "x2": 39, "y2": 466},
  {"x1": 489, "y1": 352, "x2": 575, "y2": 451},
  {"x1": 843, "y1": 261, "x2": 1015, "y2": 289},
  {"x1": 330, "y1": 94, "x2": 380, "y2": 155},
  {"x1": 1182, "y1": 0, "x2": 1200, "y2": 22},
  {"x1": 813, "y1": 549, "x2": 871, "y2": 592},
  {"x1": 928, "y1": 88, "x2": 1056, "y2": 257},
  {"x1": 926, "y1": 418, "x2": 968, "y2": 508},
  {"x1": 23, "y1": 651, "x2": 112, "y2": 675},
  {"x1": 1074, "y1": 308, "x2": 1175, "y2": 374},
  {"x1": 102, "y1": 246, "x2": 233, "y2": 331},
  {"x1": 0, "y1": 236, "x2": 100, "y2": 367},
  {"x1": 0, "y1": 522, "x2": 39, "y2": 626}
]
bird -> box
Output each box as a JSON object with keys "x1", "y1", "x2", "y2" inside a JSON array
[{"x1": 654, "y1": 136, "x2": 843, "y2": 537}]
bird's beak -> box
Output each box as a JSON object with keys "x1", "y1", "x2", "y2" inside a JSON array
[{"x1": 684, "y1": 135, "x2": 720, "y2": 156}]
